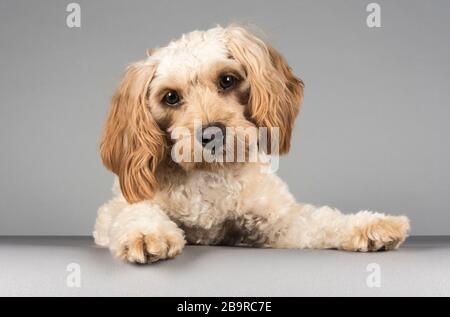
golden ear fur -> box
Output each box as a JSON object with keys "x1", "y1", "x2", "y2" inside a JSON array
[
  {"x1": 100, "y1": 61, "x2": 166, "y2": 203},
  {"x1": 226, "y1": 26, "x2": 304, "y2": 154}
]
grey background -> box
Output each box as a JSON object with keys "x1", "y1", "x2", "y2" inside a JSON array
[{"x1": 0, "y1": 0, "x2": 449, "y2": 235}]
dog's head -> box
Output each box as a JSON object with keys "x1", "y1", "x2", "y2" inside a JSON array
[{"x1": 100, "y1": 26, "x2": 303, "y2": 203}]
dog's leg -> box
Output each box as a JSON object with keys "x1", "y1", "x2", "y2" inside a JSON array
[
  {"x1": 238, "y1": 170, "x2": 410, "y2": 252},
  {"x1": 93, "y1": 196, "x2": 128, "y2": 247},
  {"x1": 266, "y1": 204, "x2": 410, "y2": 251},
  {"x1": 94, "y1": 200, "x2": 185, "y2": 263}
]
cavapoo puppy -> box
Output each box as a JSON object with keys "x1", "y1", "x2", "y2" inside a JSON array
[{"x1": 94, "y1": 25, "x2": 410, "y2": 263}]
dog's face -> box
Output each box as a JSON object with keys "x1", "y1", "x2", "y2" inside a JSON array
[
  {"x1": 148, "y1": 34, "x2": 253, "y2": 171},
  {"x1": 100, "y1": 26, "x2": 303, "y2": 203}
]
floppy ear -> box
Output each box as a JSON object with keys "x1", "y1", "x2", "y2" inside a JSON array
[
  {"x1": 226, "y1": 26, "x2": 304, "y2": 154},
  {"x1": 100, "y1": 60, "x2": 166, "y2": 203}
]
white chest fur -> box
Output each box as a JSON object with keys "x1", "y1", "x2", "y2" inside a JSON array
[{"x1": 154, "y1": 169, "x2": 244, "y2": 231}]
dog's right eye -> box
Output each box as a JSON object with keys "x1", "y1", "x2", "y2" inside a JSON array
[{"x1": 163, "y1": 90, "x2": 181, "y2": 106}]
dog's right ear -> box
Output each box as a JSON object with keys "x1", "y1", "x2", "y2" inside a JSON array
[{"x1": 100, "y1": 60, "x2": 166, "y2": 203}]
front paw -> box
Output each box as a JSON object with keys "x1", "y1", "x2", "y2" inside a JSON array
[
  {"x1": 342, "y1": 213, "x2": 410, "y2": 252},
  {"x1": 111, "y1": 225, "x2": 185, "y2": 264}
]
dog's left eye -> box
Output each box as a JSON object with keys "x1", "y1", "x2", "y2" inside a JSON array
[{"x1": 218, "y1": 75, "x2": 236, "y2": 90}]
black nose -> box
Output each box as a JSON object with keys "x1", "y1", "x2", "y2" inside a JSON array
[{"x1": 197, "y1": 122, "x2": 226, "y2": 147}]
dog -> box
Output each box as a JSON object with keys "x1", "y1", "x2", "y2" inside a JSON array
[{"x1": 93, "y1": 26, "x2": 410, "y2": 263}]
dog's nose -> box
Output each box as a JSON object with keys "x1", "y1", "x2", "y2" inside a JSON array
[{"x1": 197, "y1": 122, "x2": 226, "y2": 147}]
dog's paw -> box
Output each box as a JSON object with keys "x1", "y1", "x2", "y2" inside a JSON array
[
  {"x1": 112, "y1": 226, "x2": 185, "y2": 264},
  {"x1": 342, "y1": 214, "x2": 410, "y2": 252}
]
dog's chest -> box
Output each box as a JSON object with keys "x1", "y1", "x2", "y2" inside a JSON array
[{"x1": 155, "y1": 170, "x2": 243, "y2": 236}]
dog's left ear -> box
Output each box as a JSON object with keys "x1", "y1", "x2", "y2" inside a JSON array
[{"x1": 225, "y1": 26, "x2": 304, "y2": 154}]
